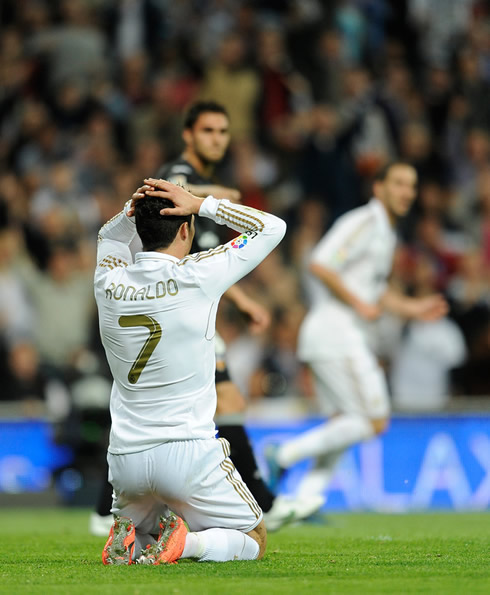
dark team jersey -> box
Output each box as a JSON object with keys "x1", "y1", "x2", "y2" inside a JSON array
[{"x1": 156, "y1": 157, "x2": 227, "y2": 252}]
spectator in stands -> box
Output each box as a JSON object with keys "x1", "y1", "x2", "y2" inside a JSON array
[
  {"x1": 17, "y1": 239, "x2": 94, "y2": 378},
  {"x1": 249, "y1": 306, "x2": 306, "y2": 400},
  {"x1": 449, "y1": 247, "x2": 490, "y2": 395},
  {"x1": 27, "y1": 0, "x2": 108, "y2": 92},
  {"x1": 199, "y1": 32, "x2": 260, "y2": 141},
  {"x1": 390, "y1": 254, "x2": 467, "y2": 411},
  {"x1": 0, "y1": 227, "x2": 33, "y2": 344}
]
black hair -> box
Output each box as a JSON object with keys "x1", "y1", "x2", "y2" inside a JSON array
[
  {"x1": 183, "y1": 101, "x2": 229, "y2": 130},
  {"x1": 374, "y1": 160, "x2": 416, "y2": 182},
  {"x1": 134, "y1": 195, "x2": 192, "y2": 252}
]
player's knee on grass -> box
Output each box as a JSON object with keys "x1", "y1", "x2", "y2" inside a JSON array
[
  {"x1": 215, "y1": 381, "x2": 247, "y2": 417},
  {"x1": 246, "y1": 519, "x2": 267, "y2": 560},
  {"x1": 371, "y1": 417, "x2": 389, "y2": 435}
]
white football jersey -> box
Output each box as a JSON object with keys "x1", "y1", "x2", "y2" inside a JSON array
[
  {"x1": 298, "y1": 198, "x2": 396, "y2": 359},
  {"x1": 95, "y1": 197, "x2": 286, "y2": 454}
]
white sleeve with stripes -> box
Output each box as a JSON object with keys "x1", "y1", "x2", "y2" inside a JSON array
[
  {"x1": 95, "y1": 201, "x2": 136, "y2": 278},
  {"x1": 183, "y1": 196, "x2": 287, "y2": 299},
  {"x1": 311, "y1": 209, "x2": 373, "y2": 272}
]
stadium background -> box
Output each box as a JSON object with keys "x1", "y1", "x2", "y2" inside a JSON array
[{"x1": 0, "y1": 0, "x2": 489, "y2": 513}]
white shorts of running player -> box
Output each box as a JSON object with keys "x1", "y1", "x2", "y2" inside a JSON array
[
  {"x1": 309, "y1": 346, "x2": 390, "y2": 419},
  {"x1": 108, "y1": 437, "x2": 262, "y2": 536}
]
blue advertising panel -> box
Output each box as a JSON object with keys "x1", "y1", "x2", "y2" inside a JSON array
[
  {"x1": 247, "y1": 415, "x2": 490, "y2": 511},
  {"x1": 0, "y1": 420, "x2": 72, "y2": 492},
  {"x1": 1, "y1": 416, "x2": 489, "y2": 510}
]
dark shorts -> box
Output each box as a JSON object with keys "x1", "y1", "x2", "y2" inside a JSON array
[{"x1": 215, "y1": 365, "x2": 231, "y2": 384}]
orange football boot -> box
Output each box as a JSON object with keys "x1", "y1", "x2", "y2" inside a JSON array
[
  {"x1": 137, "y1": 513, "x2": 187, "y2": 565},
  {"x1": 102, "y1": 516, "x2": 135, "y2": 565}
]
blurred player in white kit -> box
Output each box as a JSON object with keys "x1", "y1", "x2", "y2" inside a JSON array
[
  {"x1": 267, "y1": 162, "x2": 448, "y2": 504},
  {"x1": 95, "y1": 179, "x2": 286, "y2": 564}
]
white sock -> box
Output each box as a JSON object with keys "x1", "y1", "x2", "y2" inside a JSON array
[
  {"x1": 277, "y1": 414, "x2": 374, "y2": 468},
  {"x1": 181, "y1": 528, "x2": 259, "y2": 562},
  {"x1": 295, "y1": 450, "x2": 344, "y2": 500},
  {"x1": 182, "y1": 532, "x2": 205, "y2": 559}
]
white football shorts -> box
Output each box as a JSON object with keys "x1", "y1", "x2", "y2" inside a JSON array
[
  {"x1": 309, "y1": 347, "x2": 390, "y2": 419},
  {"x1": 108, "y1": 437, "x2": 263, "y2": 535}
]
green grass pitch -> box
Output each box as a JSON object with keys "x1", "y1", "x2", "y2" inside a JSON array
[{"x1": 0, "y1": 509, "x2": 489, "y2": 594}]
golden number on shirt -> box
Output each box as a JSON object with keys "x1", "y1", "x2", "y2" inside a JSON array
[{"x1": 118, "y1": 314, "x2": 162, "y2": 384}]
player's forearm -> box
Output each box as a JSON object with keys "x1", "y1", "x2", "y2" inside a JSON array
[
  {"x1": 223, "y1": 284, "x2": 249, "y2": 309},
  {"x1": 96, "y1": 202, "x2": 137, "y2": 266},
  {"x1": 194, "y1": 198, "x2": 286, "y2": 298},
  {"x1": 379, "y1": 287, "x2": 418, "y2": 318},
  {"x1": 309, "y1": 262, "x2": 361, "y2": 310},
  {"x1": 97, "y1": 202, "x2": 137, "y2": 246},
  {"x1": 200, "y1": 197, "x2": 286, "y2": 242},
  {"x1": 187, "y1": 183, "x2": 241, "y2": 202}
]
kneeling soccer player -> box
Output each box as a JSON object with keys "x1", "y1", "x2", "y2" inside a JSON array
[{"x1": 95, "y1": 179, "x2": 286, "y2": 563}]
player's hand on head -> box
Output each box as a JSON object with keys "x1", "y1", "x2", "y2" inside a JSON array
[
  {"x1": 144, "y1": 178, "x2": 204, "y2": 216},
  {"x1": 127, "y1": 184, "x2": 153, "y2": 217}
]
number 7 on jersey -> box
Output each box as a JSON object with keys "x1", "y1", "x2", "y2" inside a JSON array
[{"x1": 119, "y1": 315, "x2": 162, "y2": 384}]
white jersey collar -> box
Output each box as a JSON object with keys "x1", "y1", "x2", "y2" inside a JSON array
[
  {"x1": 135, "y1": 251, "x2": 180, "y2": 264},
  {"x1": 369, "y1": 198, "x2": 393, "y2": 231}
]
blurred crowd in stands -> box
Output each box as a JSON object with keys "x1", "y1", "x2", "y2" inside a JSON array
[{"x1": 1, "y1": 0, "x2": 490, "y2": 447}]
